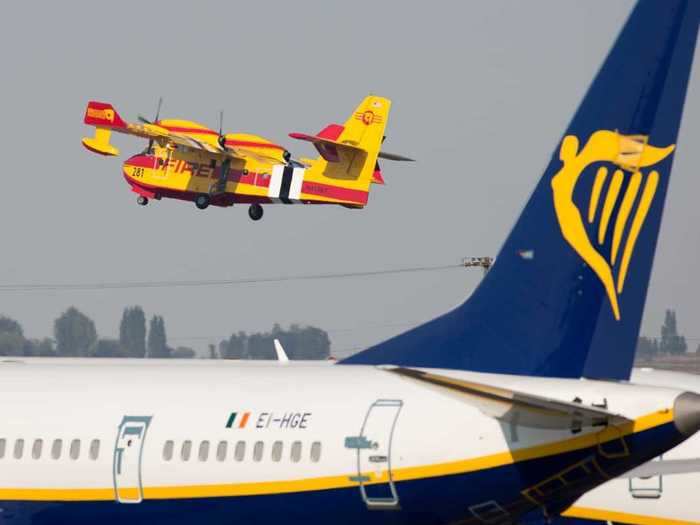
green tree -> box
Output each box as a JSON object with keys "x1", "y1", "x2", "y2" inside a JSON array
[
  {"x1": 147, "y1": 315, "x2": 170, "y2": 358},
  {"x1": 93, "y1": 339, "x2": 125, "y2": 358},
  {"x1": 23, "y1": 338, "x2": 55, "y2": 357},
  {"x1": 636, "y1": 336, "x2": 658, "y2": 360},
  {"x1": 219, "y1": 325, "x2": 332, "y2": 361},
  {"x1": 0, "y1": 316, "x2": 23, "y2": 337},
  {"x1": 0, "y1": 332, "x2": 25, "y2": 356},
  {"x1": 276, "y1": 324, "x2": 331, "y2": 360},
  {"x1": 660, "y1": 309, "x2": 687, "y2": 355},
  {"x1": 247, "y1": 332, "x2": 276, "y2": 360},
  {"x1": 119, "y1": 306, "x2": 146, "y2": 358},
  {"x1": 171, "y1": 346, "x2": 196, "y2": 359},
  {"x1": 220, "y1": 331, "x2": 248, "y2": 359},
  {"x1": 54, "y1": 307, "x2": 97, "y2": 357}
]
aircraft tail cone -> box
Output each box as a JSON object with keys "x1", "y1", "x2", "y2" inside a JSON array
[{"x1": 673, "y1": 392, "x2": 700, "y2": 437}]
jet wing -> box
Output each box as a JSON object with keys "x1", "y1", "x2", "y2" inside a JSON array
[{"x1": 387, "y1": 367, "x2": 631, "y2": 430}]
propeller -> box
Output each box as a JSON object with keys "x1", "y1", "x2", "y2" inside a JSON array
[
  {"x1": 139, "y1": 97, "x2": 163, "y2": 153},
  {"x1": 217, "y1": 110, "x2": 227, "y2": 150}
]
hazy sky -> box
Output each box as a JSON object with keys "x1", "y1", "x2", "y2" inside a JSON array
[{"x1": 0, "y1": 1, "x2": 698, "y2": 356}]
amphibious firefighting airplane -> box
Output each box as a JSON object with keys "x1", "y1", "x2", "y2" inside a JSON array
[
  {"x1": 81, "y1": 95, "x2": 412, "y2": 221},
  {"x1": 0, "y1": 2, "x2": 694, "y2": 525}
]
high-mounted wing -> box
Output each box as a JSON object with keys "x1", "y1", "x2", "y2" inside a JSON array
[
  {"x1": 386, "y1": 367, "x2": 631, "y2": 430},
  {"x1": 82, "y1": 101, "x2": 287, "y2": 165}
]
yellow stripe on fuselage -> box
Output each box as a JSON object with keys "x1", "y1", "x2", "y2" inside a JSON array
[
  {"x1": 0, "y1": 409, "x2": 674, "y2": 502},
  {"x1": 563, "y1": 506, "x2": 700, "y2": 525}
]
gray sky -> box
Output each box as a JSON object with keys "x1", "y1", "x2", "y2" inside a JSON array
[{"x1": 0, "y1": 1, "x2": 698, "y2": 356}]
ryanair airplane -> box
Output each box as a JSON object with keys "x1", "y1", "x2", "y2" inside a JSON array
[
  {"x1": 560, "y1": 368, "x2": 700, "y2": 525},
  {"x1": 2, "y1": 1, "x2": 697, "y2": 524}
]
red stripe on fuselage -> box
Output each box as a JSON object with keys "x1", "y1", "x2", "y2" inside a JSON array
[
  {"x1": 123, "y1": 155, "x2": 273, "y2": 188},
  {"x1": 123, "y1": 155, "x2": 367, "y2": 205},
  {"x1": 301, "y1": 181, "x2": 368, "y2": 205}
]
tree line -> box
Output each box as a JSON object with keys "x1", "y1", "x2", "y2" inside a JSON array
[
  {"x1": 0, "y1": 306, "x2": 331, "y2": 360},
  {"x1": 636, "y1": 309, "x2": 695, "y2": 359}
]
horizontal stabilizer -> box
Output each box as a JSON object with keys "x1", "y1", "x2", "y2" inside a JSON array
[
  {"x1": 623, "y1": 458, "x2": 700, "y2": 478},
  {"x1": 288, "y1": 132, "x2": 362, "y2": 162},
  {"x1": 289, "y1": 132, "x2": 414, "y2": 163},
  {"x1": 388, "y1": 367, "x2": 631, "y2": 430},
  {"x1": 378, "y1": 151, "x2": 415, "y2": 162}
]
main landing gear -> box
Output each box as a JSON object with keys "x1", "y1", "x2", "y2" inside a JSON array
[
  {"x1": 195, "y1": 194, "x2": 210, "y2": 210},
  {"x1": 248, "y1": 203, "x2": 264, "y2": 221},
  {"x1": 137, "y1": 196, "x2": 148, "y2": 206}
]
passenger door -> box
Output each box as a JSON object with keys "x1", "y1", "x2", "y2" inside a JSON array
[
  {"x1": 113, "y1": 416, "x2": 152, "y2": 504},
  {"x1": 346, "y1": 399, "x2": 403, "y2": 510}
]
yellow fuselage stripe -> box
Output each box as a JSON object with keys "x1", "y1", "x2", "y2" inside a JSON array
[{"x1": 563, "y1": 505, "x2": 700, "y2": 525}]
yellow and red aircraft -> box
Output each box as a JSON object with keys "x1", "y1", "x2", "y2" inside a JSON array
[{"x1": 81, "y1": 96, "x2": 412, "y2": 220}]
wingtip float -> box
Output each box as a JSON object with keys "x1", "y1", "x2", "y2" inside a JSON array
[{"x1": 81, "y1": 96, "x2": 413, "y2": 221}]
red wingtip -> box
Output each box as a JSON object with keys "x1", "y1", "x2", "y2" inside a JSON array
[{"x1": 84, "y1": 101, "x2": 127, "y2": 129}]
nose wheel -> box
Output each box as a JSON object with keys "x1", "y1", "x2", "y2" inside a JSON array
[
  {"x1": 248, "y1": 203, "x2": 264, "y2": 221},
  {"x1": 137, "y1": 196, "x2": 148, "y2": 206}
]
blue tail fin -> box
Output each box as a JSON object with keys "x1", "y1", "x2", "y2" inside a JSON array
[{"x1": 342, "y1": 0, "x2": 699, "y2": 379}]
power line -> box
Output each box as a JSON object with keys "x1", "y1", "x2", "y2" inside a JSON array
[{"x1": 0, "y1": 263, "x2": 467, "y2": 293}]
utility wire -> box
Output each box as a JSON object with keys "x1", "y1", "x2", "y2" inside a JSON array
[{"x1": 0, "y1": 263, "x2": 465, "y2": 293}]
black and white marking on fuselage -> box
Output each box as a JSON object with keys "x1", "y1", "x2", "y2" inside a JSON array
[{"x1": 269, "y1": 164, "x2": 305, "y2": 203}]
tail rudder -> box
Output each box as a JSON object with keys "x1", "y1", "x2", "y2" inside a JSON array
[
  {"x1": 339, "y1": 95, "x2": 391, "y2": 156},
  {"x1": 289, "y1": 96, "x2": 395, "y2": 204},
  {"x1": 82, "y1": 101, "x2": 128, "y2": 156},
  {"x1": 342, "y1": 0, "x2": 699, "y2": 380}
]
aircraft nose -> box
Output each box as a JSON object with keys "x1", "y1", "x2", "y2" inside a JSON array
[{"x1": 673, "y1": 392, "x2": 700, "y2": 437}]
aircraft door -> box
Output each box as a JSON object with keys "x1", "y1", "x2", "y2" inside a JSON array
[
  {"x1": 345, "y1": 399, "x2": 403, "y2": 510},
  {"x1": 113, "y1": 416, "x2": 152, "y2": 504}
]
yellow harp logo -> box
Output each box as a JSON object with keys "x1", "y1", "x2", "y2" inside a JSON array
[{"x1": 551, "y1": 130, "x2": 674, "y2": 320}]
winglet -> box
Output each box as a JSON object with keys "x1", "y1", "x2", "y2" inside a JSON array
[{"x1": 273, "y1": 339, "x2": 289, "y2": 363}]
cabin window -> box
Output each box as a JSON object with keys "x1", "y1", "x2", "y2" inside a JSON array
[
  {"x1": 69, "y1": 439, "x2": 80, "y2": 460},
  {"x1": 181, "y1": 440, "x2": 192, "y2": 461},
  {"x1": 271, "y1": 441, "x2": 283, "y2": 462},
  {"x1": 310, "y1": 441, "x2": 322, "y2": 463},
  {"x1": 89, "y1": 439, "x2": 100, "y2": 461},
  {"x1": 291, "y1": 441, "x2": 302, "y2": 463},
  {"x1": 32, "y1": 439, "x2": 43, "y2": 460},
  {"x1": 0, "y1": 438, "x2": 6, "y2": 459},
  {"x1": 198, "y1": 441, "x2": 210, "y2": 462},
  {"x1": 234, "y1": 441, "x2": 246, "y2": 462},
  {"x1": 216, "y1": 441, "x2": 227, "y2": 462},
  {"x1": 163, "y1": 440, "x2": 174, "y2": 461},
  {"x1": 14, "y1": 439, "x2": 24, "y2": 459},
  {"x1": 51, "y1": 439, "x2": 62, "y2": 460},
  {"x1": 253, "y1": 441, "x2": 264, "y2": 462}
]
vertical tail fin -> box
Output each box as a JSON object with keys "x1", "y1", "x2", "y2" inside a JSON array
[
  {"x1": 289, "y1": 96, "x2": 392, "y2": 205},
  {"x1": 342, "y1": 0, "x2": 699, "y2": 380}
]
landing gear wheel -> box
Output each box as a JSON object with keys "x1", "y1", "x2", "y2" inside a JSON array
[
  {"x1": 248, "y1": 203, "x2": 264, "y2": 221},
  {"x1": 195, "y1": 194, "x2": 210, "y2": 210},
  {"x1": 137, "y1": 196, "x2": 149, "y2": 206}
]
